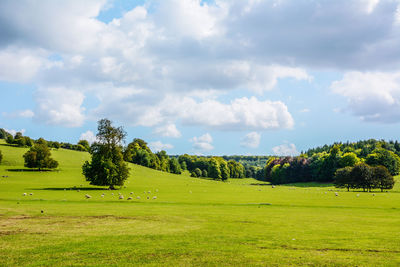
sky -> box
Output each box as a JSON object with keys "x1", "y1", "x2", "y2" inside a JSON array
[{"x1": 1, "y1": 0, "x2": 400, "y2": 156}]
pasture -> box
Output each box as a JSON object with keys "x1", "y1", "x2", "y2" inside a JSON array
[{"x1": 1, "y1": 141, "x2": 400, "y2": 266}]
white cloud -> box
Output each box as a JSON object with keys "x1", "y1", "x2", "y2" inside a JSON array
[
  {"x1": 34, "y1": 87, "x2": 85, "y2": 127},
  {"x1": 191, "y1": 133, "x2": 214, "y2": 151},
  {"x1": 272, "y1": 143, "x2": 299, "y2": 156},
  {"x1": 240, "y1": 132, "x2": 260, "y2": 148},
  {"x1": 2, "y1": 109, "x2": 34, "y2": 119},
  {"x1": 332, "y1": 71, "x2": 400, "y2": 123},
  {"x1": 79, "y1": 130, "x2": 97, "y2": 144},
  {"x1": 299, "y1": 108, "x2": 310, "y2": 113},
  {"x1": 4, "y1": 128, "x2": 25, "y2": 136},
  {"x1": 149, "y1": 141, "x2": 173, "y2": 152},
  {"x1": 153, "y1": 123, "x2": 182, "y2": 138}
]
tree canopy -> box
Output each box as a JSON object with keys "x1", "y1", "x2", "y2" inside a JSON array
[
  {"x1": 82, "y1": 119, "x2": 129, "y2": 189},
  {"x1": 23, "y1": 144, "x2": 58, "y2": 170}
]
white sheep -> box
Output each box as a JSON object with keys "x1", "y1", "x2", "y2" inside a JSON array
[
  {"x1": 356, "y1": 194, "x2": 360, "y2": 197},
  {"x1": 153, "y1": 196, "x2": 157, "y2": 200},
  {"x1": 335, "y1": 192, "x2": 339, "y2": 196},
  {"x1": 29, "y1": 193, "x2": 33, "y2": 196},
  {"x1": 148, "y1": 191, "x2": 151, "y2": 194},
  {"x1": 22, "y1": 193, "x2": 27, "y2": 196},
  {"x1": 272, "y1": 185, "x2": 275, "y2": 188},
  {"x1": 119, "y1": 195, "x2": 124, "y2": 200},
  {"x1": 127, "y1": 197, "x2": 133, "y2": 200},
  {"x1": 85, "y1": 194, "x2": 91, "y2": 199},
  {"x1": 136, "y1": 196, "x2": 141, "y2": 199},
  {"x1": 130, "y1": 192, "x2": 133, "y2": 195}
]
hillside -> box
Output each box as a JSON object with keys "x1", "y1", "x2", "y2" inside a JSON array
[{"x1": 1, "y1": 141, "x2": 400, "y2": 266}]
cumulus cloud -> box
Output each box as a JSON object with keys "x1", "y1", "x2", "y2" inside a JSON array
[
  {"x1": 191, "y1": 133, "x2": 214, "y2": 151},
  {"x1": 79, "y1": 130, "x2": 98, "y2": 144},
  {"x1": 240, "y1": 132, "x2": 261, "y2": 148},
  {"x1": 332, "y1": 71, "x2": 400, "y2": 123},
  {"x1": 153, "y1": 123, "x2": 182, "y2": 138},
  {"x1": 272, "y1": 143, "x2": 299, "y2": 156},
  {"x1": 2, "y1": 0, "x2": 400, "y2": 128},
  {"x1": 34, "y1": 87, "x2": 85, "y2": 127},
  {"x1": 149, "y1": 141, "x2": 173, "y2": 152}
]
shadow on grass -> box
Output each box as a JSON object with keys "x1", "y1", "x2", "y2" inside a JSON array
[
  {"x1": 7, "y1": 169, "x2": 57, "y2": 172},
  {"x1": 250, "y1": 183, "x2": 271, "y2": 186},
  {"x1": 279, "y1": 182, "x2": 333, "y2": 188},
  {"x1": 31, "y1": 187, "x2": 109, "y2": 191}
]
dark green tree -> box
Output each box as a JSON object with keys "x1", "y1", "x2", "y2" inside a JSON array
[
  {"x1": 351, "y1": 163, "x2": 373, "y2": 191},
  {"x1": 201, "y1": 169, "x2": 208, "y2": 177},
  {"x1": 23, "y1": 144, "x2": 58, "y2": 170},
  {"x1": 169, "y1": 157, "x2": 182, "y2": 174},
  {"x1": 334, "y1": 167, "x2": 353, "y2": 191},
  {"x1": 366, "y1": 148, "x2": 400, "y2": 176},
  {"x1": 373, "y1": 165, "x2": 395, "y2": 192},
  {"x1": 82, "y1": 119, "x2": 129, "y2": 189},
  {"x1": 208, "y1": 158, "x2": 221, "y2": 180}
]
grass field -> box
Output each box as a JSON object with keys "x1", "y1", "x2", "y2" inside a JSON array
[{"x1": 1, "y1": 140, "x2": 400, "y2": 266}]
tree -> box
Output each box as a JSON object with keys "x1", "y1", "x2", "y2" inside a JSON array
[
  {"x1": 351, "y1": 163, "x2": 373, "y2": 191},
  {"x1": 366, "y1": 148, "x2": 400, "y2": 176},
  {"x1": 23, "y1": 144, "x2": 59, "y2": 170},
  {"x1": 373, "y1": 166, "x2": 395, "y2": 192},
  {"x1": 334, "y1": 167, "x2": 353, "y2": 191},
  {"x1": 169, "y1": 157, "x2": 182, "y2": 174},
  {"x1": 78, "y1": 140, "x2": 90, "y2": 151},
  {"x1": 82, "y1": 119, "x2": 129, "y2": 189},
  {"x1": 208, "y1": 158, "x2": 221, "y2": 180}
]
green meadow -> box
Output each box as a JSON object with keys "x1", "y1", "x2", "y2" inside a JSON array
[{"x1": 1, "y1": 140, "x2": 400, "y2": 266}]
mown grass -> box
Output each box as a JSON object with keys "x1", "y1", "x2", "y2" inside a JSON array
[{"x1": 1, "y1": 140, "x2": 400, "y2": 266}]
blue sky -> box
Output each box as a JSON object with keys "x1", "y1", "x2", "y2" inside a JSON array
[{"x1": 1, "y1": 0, "x2": 400, "y2": 156}]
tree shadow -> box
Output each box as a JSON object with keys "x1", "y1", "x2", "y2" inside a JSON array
[
  {"x1": 30, "y1": 187, "x2": 109, "y2": 191},
  {"x1": 250, "y1": 183, "x2": 271, "y2": 186},
  {"x1": 279, "y1": 182, "x2": 334, "y2": 188},
  {"x1": 7, "y1": 169, "x2": 56, "y2": 172}
]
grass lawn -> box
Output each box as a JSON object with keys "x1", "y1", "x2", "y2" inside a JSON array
[{"x1": 1, "y1": 140, "x2": 400, "y2": 266}]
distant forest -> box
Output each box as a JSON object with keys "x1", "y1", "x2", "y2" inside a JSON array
[{"x1": 1, "y1": 128, "x2": 398, "y2": 187}]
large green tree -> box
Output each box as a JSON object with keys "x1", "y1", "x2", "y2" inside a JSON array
[
  {"x1": 23, "y1": 144, "x2": 58, "y2": 170},
  {"x1": 82, "y1": 119, "x2": 129, "y2": 189}
]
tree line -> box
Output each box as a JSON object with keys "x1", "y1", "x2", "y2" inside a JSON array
[
  {"x1": 264, "y1": 143, "x2": 397, "y2": 190},
  {"x1": 0, "y1": 128, "x2": 91, "y2": 152}
]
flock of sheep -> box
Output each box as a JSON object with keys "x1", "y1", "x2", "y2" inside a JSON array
[{"x1": 84, "y1": 189, "x2": 158, "y2": 201}]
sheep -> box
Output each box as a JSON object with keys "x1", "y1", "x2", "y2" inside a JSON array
[
  {"x1": 155, "y1": 189, "x2": 159, "y2": 192},
  {"x1": 101, "y1": 194, "x2": 104, "y2": 198},
  {"x1": 111, "y1": 193, "x2": 114, "y2": 196},
  {"x1": 335, "y1": 192, "x2": 339, "y2": 196},
  {"x1": 136, "y1": 196, "x2": 141, "y2": 199},
  {"x1": 119, "y1": 195, "x2": 124, "y2": 200},
  {"x1": 372, "y1": 193, "x2": 375, "y2": 196},
  {"x1": 356, "y1": 194, "x2": 360, "y2": 197},
  {"x1": 77, "y1": 189, "x2": 80, "y2": 192},
  {"x1": 153, "y1": 196, "x2": 157, "y2": 200},
  {"x1": 29, "y1": 193, "x2": 33, "y2": 196},
  {"x1": 147, "y1": 196, "x2": 150, "y2": 199},
  {"x1": 22, "y1": 193, "x2": 27, "y2": 196},
  {"x1": 272, "y1": 185, "x2": 275, "y2": 188},
  {"x1": 127, "y1": 197, "x2": 133, "y2": 200},
  {"x1": 148, "y1": 191, "x2": 151, "y2": 194},
  {"x1": 85, "y1": 194, "x2": 91, "y2": 199},
  {"x1": 130, "y1": 192, "x2": 133, "y2": 195}
]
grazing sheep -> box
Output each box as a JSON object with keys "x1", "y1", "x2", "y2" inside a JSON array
[
  {"x1": 136, "y1": 196, "x2": 141, "y2": 199},
  {"x1": 335, "y1": 192, "x2": 339, "y2": 196},
  {"x1": 153, "y1": 196, "x2": 157, "y2": 200},
  {"x1": 111, "y1": 193, "x2": 114, "y2": 196},
  {"x1": 356, "y1": 194, "x2": 360, "y2": 197},
  {"x1": 130, "y1": 192, "x2": 133, "y2": 195},
  {"x1": 127, "y1": 197, "x2": 132, "y2": 200},
  {"x1": 22, "y1": 193, "x2": 27, "y2": 196},
  {"x1": 85, "y1": 194, "x2": 91, "y2": 199},
  {"x1": 372, "y1": 193, "x2": 375, "y2": 196},
  {"x1": 119, "y1": 195, "x2": 124, "y2": 200},
  {"x1": 324, "y1": 192, "x2": 327, "y2": 194},
  {"x1": 147, "y1": 196, "x2": 150, "y2": 199},
  {"x1": 77, "y1": 189, "x2": 80, "y2": 192},
  {"x1": 101, "y1": 194, "x2": 104, "y2": 197},
  {"x1": 272, "y1": 185, "x2": 275, "y2": 188},
  {"x1": 29, "y1": 193, "x2": 33, "y2": 196},
  {"x1": 148, "y1": 191, "x2": 151, "y2": 194}
]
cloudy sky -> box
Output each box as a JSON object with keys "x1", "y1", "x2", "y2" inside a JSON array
[{"x1": 1, "y1": 0, "x2": 400, "y2": 156}]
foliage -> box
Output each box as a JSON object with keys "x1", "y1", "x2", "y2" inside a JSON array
[
  {"x1": 23, "y1": 144, "x2": 59, "y2": 170},
  {"x1": 365, "y1": 148, "x2": 400, "y2": 176},
  {"x1": 82, "y1": 119, "x2": 129, "y2": 189},
  {"x1": 334, "y1": 163, "x2": 395, "y2": 192}
]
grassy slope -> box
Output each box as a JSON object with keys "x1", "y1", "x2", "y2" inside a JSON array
[{"x1": 1, "y1": 140, "x2": 400, "y2": 266}]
